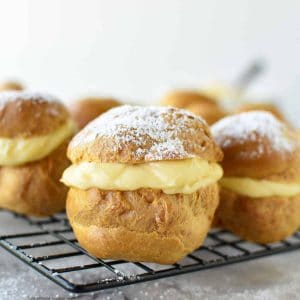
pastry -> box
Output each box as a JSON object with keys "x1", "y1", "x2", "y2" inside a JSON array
[
  {"x1": 69, "y1": 97, "x2": 121, "y2": 129},
  {"x1": 235, "y1": 102, "x2": 287, "y2": 122},
  {"x1": 212, "y1": 111, "x2": 300, "y2": 243},
  {"x1": 0, "y1": 81, "x2": 24, "y2": 92},
  {"x1": 160, "y1": 90, "x2": 226, "y2": 124},
  {"x1": 0, "y1": 91, "x2": 76, "y2": 216},
  {"x1": 62, "y1": 105, "x2": 223, "y2": 264}
]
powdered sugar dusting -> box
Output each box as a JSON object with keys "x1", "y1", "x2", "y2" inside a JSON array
[
  {"x1": 212, "y1": 111, "x2": 297, "y2": 157},
  {"x1": 0, "y1": 91, "x2": 61, "y2": 109},
  {"x1": 71, "y1": 105, "x2": 207, "y2": 161}
]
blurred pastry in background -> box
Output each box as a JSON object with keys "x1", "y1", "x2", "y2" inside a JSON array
[
  {"x1": 0, "y1": 91, "x2": 76, "y2": 216},
  {"x1": 234, "y1": 102, "x2": 287, "y2": 123},
  {"x1": 160, "y1": 90, "x2": 226, "y2": 124},
  {"x1": 202, "y1": 82, "x2": 244, "y2": 107},
  {"x1": 202, "y1": 61, "x2": 266, "y2": 111},
  {"x1": 212, "y1": 111, "x2": 300, "y2": 243},
  {"x1": 62, "y1": 105, "x2": 223, "y2": 264},
  {"x1": 0, "y1": 80, "x2": 24, "y2": 92},
  {"x1": 69, "y1": 97, "x2": 121, "y2": 129}
]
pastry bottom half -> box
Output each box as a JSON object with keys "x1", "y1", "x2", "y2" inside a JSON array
[
  {"x1": 67, "y1": 184, "x2": 219, "y2": 264},
  {"x1": 214, "y1": 187, "x2": 300, "y2": 243},
  {"x1": 0, "y1": 141, "x2": 69, "y2": 216}
]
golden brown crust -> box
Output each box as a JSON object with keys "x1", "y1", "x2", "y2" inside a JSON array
[
  {"x1": 264, "y1": 152, "x2": 300, "y2": 183},
  {"x1": 0, "y1": 92, "x2": 70, "y2": 138},
  {"x1": 161, "y1": 90, "x2": 216, "y2": 107},
  {"x1": 214, "y1": 187, "x2": 300, "y2": 243},
  {"x1": 67, "y1": 184, "x2": 219, "y2": 264},
  {"x1": 217, "y1": 136, "x2": 300, "y2": 179},
  {"x1": 235, "y1": 102, "x2": 286, "y2": 122},
  {"x1": 212, "y1": 111, "x2": 300, "y2": 179},
  {"x1": 160, "y1": 90, "x2": 226, "y2": 125},
  {"x1": 0, "y1": 81, "x2": 24, "y2": 92},
  {"x1": 0, "y1": 141, "x2": 70, "y2": 216},
  {"x1": 68, "y1": 106, "x2": 223, "y2": 164},
  {"x1": 186, "y1": 101, "x2": 226, "y2": 125},
  {"x1": 69, "y1": 97, "x2": 121, "y2": 129}
]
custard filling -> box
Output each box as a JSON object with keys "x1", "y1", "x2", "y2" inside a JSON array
[
  {"x1": 0, "y1": 119, "x2": 76, "y2": 166},
  {"x1": 220, "y1": 177, "x2": 300, "y2": 197},
  {"x1": 61, "y1": 158, "x2": 223, "y2": 194}
]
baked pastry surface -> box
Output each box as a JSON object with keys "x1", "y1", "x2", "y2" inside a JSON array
[
  {"x1": 65, "y1": 105, "x2": 223, "y2": 263},
  {"x1": 214, "y1": 187, "x2": 300, "y2": 243},
  {"x1": 160, "y1": 90, "x2": 226, "y2": 125},
  {"x1": 212, "y1": 111, "x2": 300, "y2": 242},
  {"x1": 0, "y1": 91, "x2": 75, "y2": 216},
  {"x1": 212, "y1": 110, "x2": 299, "y2": 178},
  {"x1": 0, "y1": 141, "x2": 69, "y2": 216},
  {"x1": 67, "y1": 185, "x2": 219, "y2": 264},
  {"x1": 68, "y1": 105, "x2": 223, "y2": 164},
  {"x1": 0, "y1": 81, "x2": 24, "y2": 92},
  {"x1": 69, "y1": 97, "x2": 120, "y2": 129},
  {"x1": 0, "y1": 92, "x2": 70, "y2": 138},
  {"x1": 235, "y1": 102, "x2": 286, "y2": 123}
]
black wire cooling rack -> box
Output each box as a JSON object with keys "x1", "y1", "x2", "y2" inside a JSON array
[{"x1": 0, "y1": 209, "x2": 300, "y2": 293}]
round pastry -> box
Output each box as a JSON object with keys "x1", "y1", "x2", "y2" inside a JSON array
[
  {"x1": 234, "y1": 102, "x2": 287, "y2": 122},
  {"x1": 62, "y1": 105, "x2": 223, "y2": 264},
  {"x1": 0, "y1": 81, "x2": 24, "y2": 92},
  {"x1": 160, "y1": 90, "x2": 226, "y2": 125},
  {"x1": 69, "y1": 97, "x2": 121, "y2": 129},
  {"x1": 212, "y1": 111, "x2": 300, "y2": 243},
  {"x1": 0, "y1": 91, "x2": 77, "y2": 216}
]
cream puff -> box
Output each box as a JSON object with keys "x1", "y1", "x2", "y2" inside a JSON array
[
  {"x1": 62, "y1": 105, "x2": 223, "y2": 264},
  {"x1": 69, "y1": 97, "x2": 121, "y2": 129},
  {"x1": 0, "y1": 91, "x2": 76, "y2": 216},
  {"x1": 0, "y1": 81, "x2": 24, "y2": 92},
  {"x1": 212, "y1": 111, "x2": 300, "y2": 243},
  {"x1": 160, "y1": 90, "x2": 226, "y2": 125},
  {"x1": 234, "y1": 102, "x2": 287, "y2": 123}
]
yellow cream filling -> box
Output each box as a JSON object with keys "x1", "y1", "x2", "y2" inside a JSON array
[
  {"x1": 0, "y1": 119, "x2": 76, "y2": 166},
  {"x1": 61, "y1": 158, "x2": 223, "y2": 194},
  {"x1": 220, "y1": 177, "x2": 300, "y2": 198}
]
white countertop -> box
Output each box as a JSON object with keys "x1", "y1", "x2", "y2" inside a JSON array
[{"x1": 1, "y1": 234, "x2": 300, "y2": 300}]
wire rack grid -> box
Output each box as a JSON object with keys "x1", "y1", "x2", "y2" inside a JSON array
[{"x1": 0, "y1": 209, "x2": 300, "y2": 293}]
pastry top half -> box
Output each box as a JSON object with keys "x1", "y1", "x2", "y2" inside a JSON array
[
  {"x1": 68, "y1": 105, "x2": 223, "y2": 164},
  {"x1": 0, "y1": 91, "x2": 76, "y2": 166},
  {"x1": 235, "y1": 102, "x2": 286, "y2": 122},
  {"x1": 63, "y1": 105, "x2": 223, "y2": 194},
  {"x1": 212, "y1": 111, "x2": 300, "y2": 181},
  {"x1": 0, "y1": 91, "x2": 72, "y2": 138}
]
